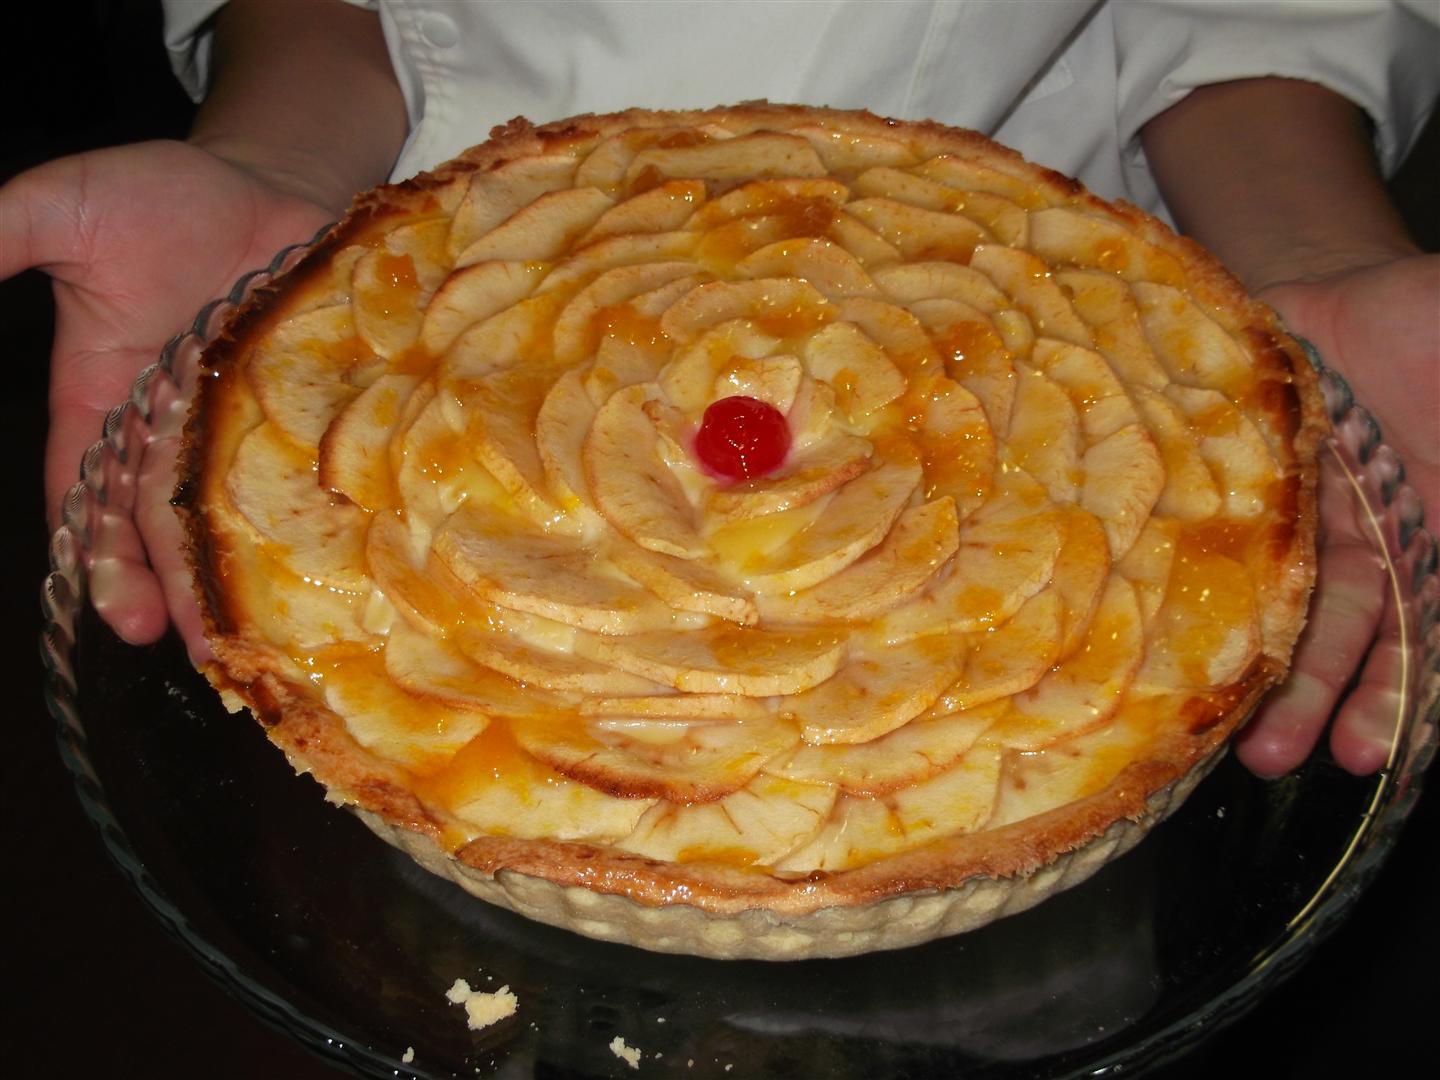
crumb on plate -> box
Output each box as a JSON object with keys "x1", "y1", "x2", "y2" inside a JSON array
[
  {"x1": 610, "y1": 1035, "x2": 642, "y2": 1070},
  {"x1": 445, "y1": 978, "x2": 518, "y2": 1031}
]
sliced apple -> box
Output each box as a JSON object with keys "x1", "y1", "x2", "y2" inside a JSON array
[
  {"x1": 659, "y1": 277, "x2": 831, "y2": 345},
  {"x1": 1116, "y1": 515, "x2": 1179, "y2": 628},
  {"x1": 578, "y1": 178, "x2": 707, "y2": 243},
  {"x1": 317, "y1": 373, "x2": 417, "y2": 511},
  {"x1": 456, "y1": 627, "x2": 668, "y2": 695},
  {"x1": 320, "y1": 646, "x2": 487, "y2": 769},
  {"x1": 989, "y1": 694, "x2": 1167, "y2": 828},
  {"x1": 704, "y1": 434, "x2": 871, "y2": 526},
  {"x1": 691, "y1": 177, "x2": 850, "y2": 228},
  {"x1": 1053, "y1": 269, "x2": 1169, "y2": 391},
  {"x1": 583, "y1": 625, "x2": 847, "y2": 696},
  {"x1": 583, "y1": 331, "x2": 675, "y2": 404},
  {"x1": 446, "y1": 153, "x2": 581, "y2": 261},
  {"x1": 246, "y1": 304, "x2": 374, "y2": 450},
  {"x1": 515, "y1": 712, "x2": 800, "y2": 803},
  {"x1": 218, "y1": 540, "x2": 370, "y2": 652},
  {"x1": 1081, "y1": 423, "x2": 1164, "y2": 558},
  {"x1": 791, "y1": 124, "x2": 917, "y2": 171},
  {"x1": 420, "y1": 260, "x2": 548, "y2": 356},
  {"x1": 1007, "y1": 363, "x2": 1082, "y2": 505},
  {"x1": 833, "y1": 296, "x2": 941, "y2": 374},
  {"x1": 1030, "y1": 337, "x2": 1139, "y2": 442},
  {"x1": 384, "y1": 620, "x2": 558, "y2": 716},
  {"x1": 905, "y1": 299, "x2": 1017, "y2": 434},
  {"x1": 658, "y1": 319, "x2": 782, "y2": 412},
  {"x1": 537, "y1": 231, "x2": 700, "y2": 294},
  {"x1": 878, "y1": 467, "x2": 1063, "y2": 639},
  {"x1": 392, "y1": 390, "x2": 496, "y2": 531},
  {"x1": 1133, "y1": 537, "x2": 1259, "y2": 693},
  {"x1": 906, "y1": 372, "x2": 996, "y2": 517},
  {"x1": 933, "y1": 587, "x2": 1064, "y2": 712},
  {"x1": 226, "y1": 422, "x2": 369, "y2": 592},
  {"x1": 433, "y1": 504, "x2": 692, "y2": 634},
  {"x1": 623, "y1": 131, "x2": 827, "y2": 187},
  {"x1": 740, "y1": 459, "x2": 921, "y2": 594},
  {"x1": 1164, "y1": 385, "x2": 1281, "y2": 519},
  {"x1": 915, "y1": 154, "x2": 1054, "y2": 208},
  {"x1": 461, "y1": 364, "x2": 579, "y2": 533},
  {"x1": 574, "y1": 126, "x2": 710, "y2": 191},
  {"x1": 852, "y1": 166, "x2": 1028, "y2": 245},
  {"x1": 352, "y1": 219, "x2": 450, "y2": 360},
  {"x1": 845, "y1": 197, "x2": 989, "y2": 263},
  {"x1": 828, "y1": 211, "x2": 904, "y2": 268},
  {"x1": 440, "y1": 723, "x2": 653, "y2": 844},
  {"x1": 705, "y1": 351, "x2": 802, "y2": 413},
  {"x1": 454, "y1": 187, "x2": 615, "y2": 267},
  {"x1": 551, "y1": 261, "x2": 696, "y2": 365},
  {"x1": 784, "y1": 376, "x2": 841, "y2": 448},
  {"x1": 802, "y1": 321, "x2": 907, "y2": 421},
  {"x1": 759, "y1": 497, "x2": 958, "y2": 624},
  {"x1": 775, "y1": 699, "x2": 1005, "y2": 797},
  {"x1": 1049, "y1": 506, "x2": 1111, "y2": 657},
  {"x1": 584, "y1": 383, "x2": 705, "y2": 558},
  {"x1": 970, "y1": 244, "x2": 1093, "y2": 347},
  {"x1": 872, "y1": 259, "x2": 1010, "y2": 312},
  {"x1": 993, "y1": 577, "x2": 1144, "y2": 750},
  {"x1": 601, "y1": 538, "x2": 754, "y2": 630},
  {"x1": 533, "y1": 368, "x2": 602, "y2": 524},
  {"x1": 578, "y1": 693, "x2": 772, "y2": 720},
  {"x1": 441, "y1": 291, "x2": 567, "y2": 381},
  {"x1": 732, "y1": 237, "x2": 878, "y2": 298},
  {"x1": 1133, "y1": 387, "x2": 1224, "y2": 521},
  {"x1": 774, "y1": 747, "x2": 1003, "y2": 872},
  {"x1": 366, "y1": 512, "x2": 470, "y2": 635},
  {"x1": 1028, "y1": 207, "x2": 1187, "y2": 285},
  {"x1": 619, "y1": 772, "x2": 835, "y2": 865},
  {"x1": 782, "y1": 635, "x2": 967, "y2": 745},
  {"x1": 1132, "y1": 281, "x2": 1252, "y2": 395}
]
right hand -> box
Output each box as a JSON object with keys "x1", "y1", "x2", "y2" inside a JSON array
[{"x1": 2, "y1": 139, "x2": 335, "y2": 661}]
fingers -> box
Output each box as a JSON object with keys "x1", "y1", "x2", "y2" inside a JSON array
[
  {"x1": 1235, "y1": 534, "x2": 1387, "y2": 775},
  {"x1": 86, "y1": 431, "x2": 213, "y2": 667},
  {"x1": 1235, "y1": 460, "x2": 1388, "y2": 777},
  {"x1": 1328, "y1": 587, "x2": 1406, "y2": 775},
  {"x1": 136, "y1": 436, "x2": 214, "y2": 667},
  {"x1": 0, "y1": 156, "x2": 87, "y2": 281}
]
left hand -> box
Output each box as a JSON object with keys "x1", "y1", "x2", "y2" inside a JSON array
[{"x1": 1236, "y1": 253, "x2": 1439, "y2": 776}]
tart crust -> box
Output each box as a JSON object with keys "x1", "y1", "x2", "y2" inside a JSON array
[{"x1": 179, "y1": 105, "x2": 1326, "y2": 959}]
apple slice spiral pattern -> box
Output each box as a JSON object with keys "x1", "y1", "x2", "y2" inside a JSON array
[{"x1": 183, "y1": 106, "x2": 1324, "y2": 959}]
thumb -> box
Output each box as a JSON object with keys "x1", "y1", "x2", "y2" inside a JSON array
[{"x1": 0, "y1": 155, "x2": 95, "y2": 283}]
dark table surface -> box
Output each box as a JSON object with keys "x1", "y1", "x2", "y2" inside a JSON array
[{"x1": 5, "y1": 3, "x2": 1436, "y2": 1077}]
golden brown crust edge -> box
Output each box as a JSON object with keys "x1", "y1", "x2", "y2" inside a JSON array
[{"x1": 176, "y1": 104, "x2": 1327, "y2": 957}]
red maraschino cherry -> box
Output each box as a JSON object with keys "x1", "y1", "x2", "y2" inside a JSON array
[{"x1": 694, "y1": 395, "x2": 791, "y2": 481}]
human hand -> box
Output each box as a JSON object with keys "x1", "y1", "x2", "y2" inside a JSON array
[
  {"x1": 1236, "y1": 253, "x2": 1440, "y2": 776},
  {"x1": 2, "y1": 139, "x2": 334, "y2": 662}
]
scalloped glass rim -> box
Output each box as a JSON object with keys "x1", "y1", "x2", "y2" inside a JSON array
[{"x1": 37, "y1": 231, "x2": 1440, "y2": 1079}]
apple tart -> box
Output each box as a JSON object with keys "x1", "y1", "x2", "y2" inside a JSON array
[{"x1": 180, "y1": 105, "x2": 1325, "y2": 959}]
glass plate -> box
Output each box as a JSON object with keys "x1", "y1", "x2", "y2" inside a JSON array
[{"x1": 39, "y1": 237, "x2": 1439, "y2": 1079}]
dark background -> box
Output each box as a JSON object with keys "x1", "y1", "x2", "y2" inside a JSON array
[{"x1": 4, "y1": 2, "x2": 1435, "y2": 1077}]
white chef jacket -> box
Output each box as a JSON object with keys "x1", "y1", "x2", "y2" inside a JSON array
[{"x1": 161, "y1": 0, "x2": 1440, "y2": 219}]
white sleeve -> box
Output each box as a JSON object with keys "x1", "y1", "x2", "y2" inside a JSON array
[
  {"x1": 160, "y1": 0, "x2": 380, "y2": 103},
  {"x1": 1112, "y1": 0, "x2": 1440, "y2": 174}
]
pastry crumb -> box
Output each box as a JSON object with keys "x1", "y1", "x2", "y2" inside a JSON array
[
  {"x1": 446, "y1": 978, "x2": 518, "y2": 1030},
  {"x1": 610, "y1": 1036, "x2": 642, "y2": 1070}
]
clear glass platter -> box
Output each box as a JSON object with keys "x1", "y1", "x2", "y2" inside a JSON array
[{"x1": 39, "y1": 237, "x2": 1439, "y2": 1079}]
